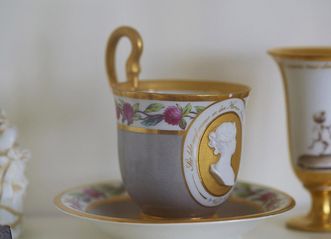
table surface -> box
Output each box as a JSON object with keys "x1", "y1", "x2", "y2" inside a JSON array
[{"x1": 20, "y1": 209, "x2": 330, "y2": 239}]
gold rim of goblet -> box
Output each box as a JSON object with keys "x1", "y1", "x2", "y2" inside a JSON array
[{"x1": 268, "y1": 47, "x2": 331, "y2": 61}]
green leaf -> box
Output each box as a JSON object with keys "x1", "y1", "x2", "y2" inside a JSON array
[
  {"x1": 182, "y1": 103, "x2": 192, "y2": 116},
  {"x1": 118, "y1": 99, "x2": 125, "y2": 106},
  {"x1": 115, "y1": 99, "x2": 121, "y2": 106},
  {"x1": 141, "y1": 114, "x2": 164, "y2": 126},
  {"x1": 194, "y1": 106, "x2": 205, "y2": 113},
  {"x1": 144, "y1": 103, "x2": 164, "y2": 113},
  {"x1": 179, "y1": 118, "x2": 187, "y2": 129},
  {"x1": 176, "y1": 103, "x2": 182, "y2": 111},
  {"x1": 133, "y1": 113, "x2": 142, "y2": 121},
  {"x1": 133, "y1": 103, "x2": 140, "y2": 112}
]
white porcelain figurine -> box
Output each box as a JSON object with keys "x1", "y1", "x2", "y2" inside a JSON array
[
  {"x1": 0, "y1": 110, "x2": 29, "y2": 238},
  {"x1": 209, "y1": 122, "x2": 237, "y2": 186}
]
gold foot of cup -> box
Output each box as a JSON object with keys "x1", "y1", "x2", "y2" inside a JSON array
[{"x1": 287, "y1": 187, "x2": 331, "y2": 232}]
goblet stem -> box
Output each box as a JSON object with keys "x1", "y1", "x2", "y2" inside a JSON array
[
  {"x1": 287, "y1": 186, "x2": 331, "y2": 232},
  {"x1": 308, "y1": 186, "x2": 331, "y2": 227}
]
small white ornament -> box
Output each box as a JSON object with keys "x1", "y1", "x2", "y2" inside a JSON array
[
  {"x1": 0, "y1": 110, "x2": 29, "y2": 238},
  {"x1": 0, "y1": 127, "x2": 17, "y2": 152}
]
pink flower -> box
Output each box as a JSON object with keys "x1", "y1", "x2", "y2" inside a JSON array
[
  {"x1": 164, "y1": 106, "x2": 182, "y2": 125},
  {"x1": 259, "y1": 192, "x2": 274, "y2": 202},
  {"x1": 83, "y1": 188, "x2": 104, "y2": 199},
  {"x1": 123, "y1": 103, "x2": 134, "y2": 125},
  {"x1": 68, "y1": 198, "x2": 82, "y2": 210}
]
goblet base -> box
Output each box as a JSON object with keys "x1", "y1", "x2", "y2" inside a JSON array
[
  {"x1": 287, "y1": 214, "x2": 331, "y2": 232},
  {"x1": 287, "y1": 183, "x2": 331, "y2": 232}
]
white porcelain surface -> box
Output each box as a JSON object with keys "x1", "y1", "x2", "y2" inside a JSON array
[{"x1": 279, "y1": 59, "x2": 331, "y2": 170}]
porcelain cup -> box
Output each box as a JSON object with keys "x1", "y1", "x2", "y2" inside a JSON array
[{"x1": 105, "y1": 26, "x2": 250, "y2": 218}]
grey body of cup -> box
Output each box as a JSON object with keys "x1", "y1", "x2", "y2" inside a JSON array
[{"x1": 117, "y1": 129, "x2": 217, "y2": 218}]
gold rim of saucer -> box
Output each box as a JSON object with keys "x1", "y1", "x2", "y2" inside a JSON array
[
  {"x1": 54, "y1": 181, "x2": 295, "y2": 224},
  {"x1": 268, "y1": 47, "x2": 331, "y2": 61},
  {"x1": 112, "y1": 80, "x2": 250, "y2": 101}
]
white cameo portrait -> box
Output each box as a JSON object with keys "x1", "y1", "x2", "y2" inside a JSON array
[{"x1": 208, "y1": 122, "x2": 237, "y2": 186}]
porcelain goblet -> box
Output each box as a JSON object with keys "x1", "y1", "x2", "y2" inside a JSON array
[{"x1": 269, "y1": 47, "x2": 331, "y2": 232}]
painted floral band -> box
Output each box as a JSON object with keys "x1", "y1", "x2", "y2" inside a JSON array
[{"x1": 115, "y1": 98, "x2": 209, "y2": 130}]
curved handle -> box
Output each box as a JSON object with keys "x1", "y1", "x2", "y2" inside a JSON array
[{"x1": 105, "y1": 26, "x2": 143, "y2": 88}]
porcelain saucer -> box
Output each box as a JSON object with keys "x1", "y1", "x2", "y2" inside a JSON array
[{"x1": 54, "y1": 181, "x2": 295, "y2": 239}]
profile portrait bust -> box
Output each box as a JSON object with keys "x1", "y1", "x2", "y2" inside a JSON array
[{"x1": 208, "y1": 122, "x2": 237, "y2": 186}]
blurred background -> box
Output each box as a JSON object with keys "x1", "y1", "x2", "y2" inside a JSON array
[{"x1": 1, "y1": 0, "x2": 331, "y2": 217}]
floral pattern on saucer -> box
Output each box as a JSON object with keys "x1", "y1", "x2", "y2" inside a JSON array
[
  {"x1": 60, "y1": 182, "x2": 292, "y2": 214},
  {"x1": 233, "y1": 182, "x2": 291, "y2": 211},
  {"x1": 61, "y1": 183, "x2": 125, "y2": 211}
]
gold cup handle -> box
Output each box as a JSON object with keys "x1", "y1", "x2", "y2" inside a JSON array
[{"x1": 105, "y1": 26, "x2": 143, "y2": 88}]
